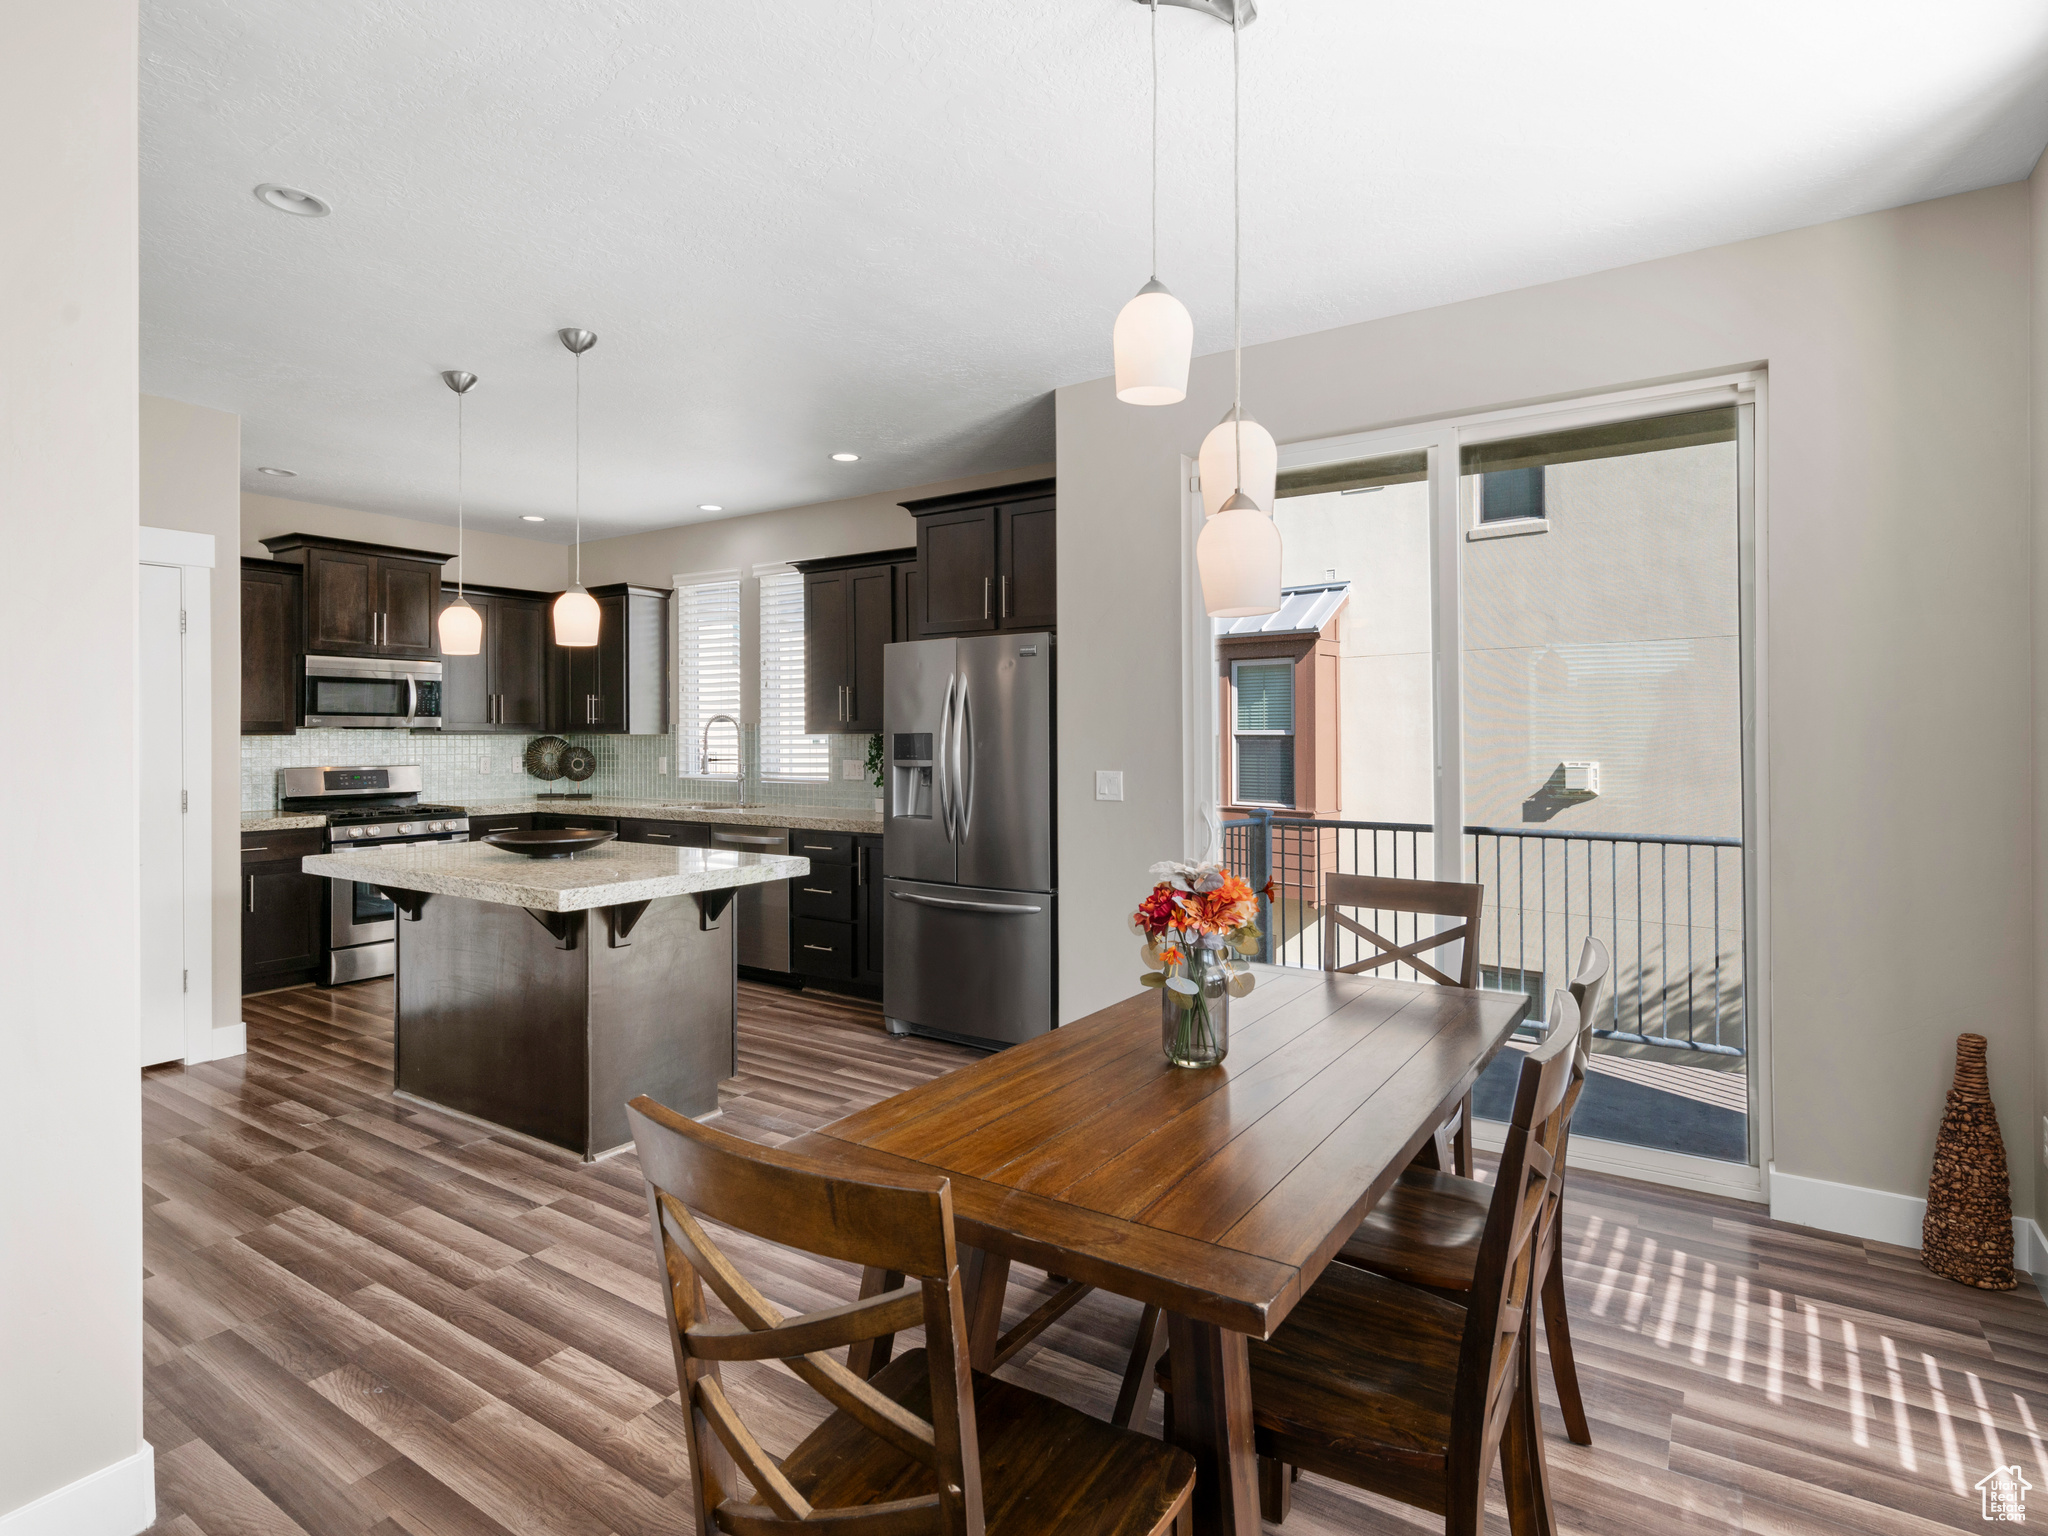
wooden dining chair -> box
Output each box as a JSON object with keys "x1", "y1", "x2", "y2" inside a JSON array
[
  {"x1": 1154, "y1": 991, "x2": 1581, "y2": 1535},
  {"x1": 1334, "y1": 936, "x2": 1610, "y2": 1446},
  {"x1": 625, "y1": 1095, "x2": 1198, "y2": 1536},
  {"x1": 1322, "y1": 873, "x2": 1486, "y2": 1177}
]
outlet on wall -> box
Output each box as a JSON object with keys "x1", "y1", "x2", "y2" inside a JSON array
[
  {"x1": 477, "y1": 755, "x2": 491, "y2": 775},
  {"x1": 843, "y1": 760, "x2": 864, "y2": 780},
  {"x1": 658, "y1": 756, "x2": 669, "y2": 776}
]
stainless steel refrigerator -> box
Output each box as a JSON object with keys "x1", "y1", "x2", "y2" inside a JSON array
[{"x1": 883, "y1": 633, "x2": 1055, "y2": 1046}]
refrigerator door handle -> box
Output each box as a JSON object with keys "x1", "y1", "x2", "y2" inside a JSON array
[
  {"x1": 891, "y1": 891, "x2": 1043, "y2": 915},
  {"x1": 956, "y1": 675, "x2": 973, "y2": 842},
  {"x1": 937, "y1": 673, "x2": 957, "y2": 841}
]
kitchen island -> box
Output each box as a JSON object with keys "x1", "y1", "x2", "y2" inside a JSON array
[{"x1": 303, "y1": 838, "x2": 808, "y2": 1158}]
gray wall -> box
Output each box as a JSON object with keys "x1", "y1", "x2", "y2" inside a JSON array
[
  {"x1": 0, "y1": 0, "x2": 147, "y2": 1522},
  {"x1": 2033, "y1": 148, "x2": 2048, "y2": 1236},
  {"x1": 1057, "y1": 183, "x2": 2034, "y2": 1211},
  {"x1": 142, "y1": 395, "x2": 243, "y2": 1039}
]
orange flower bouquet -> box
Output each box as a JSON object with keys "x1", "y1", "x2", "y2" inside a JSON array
[{"x1": 1131, "y1": 859, "x2": 1266, "y2": 1067}]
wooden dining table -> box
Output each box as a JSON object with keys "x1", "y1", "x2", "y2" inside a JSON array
[{"x1": 785, "y1": 963, "x2": 1531, "y2": 1536}]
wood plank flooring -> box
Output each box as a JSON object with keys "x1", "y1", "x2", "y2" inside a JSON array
[{"x1": 142, "y1": 979, "x2": 2048, "y2": 1535}]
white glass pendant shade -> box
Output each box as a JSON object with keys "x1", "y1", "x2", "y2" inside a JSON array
[
  {"x1": 1113, "y1": 280, "x2": 1194, "y2": 406},
  {"x1": 552, "y1": 585, "x2": 601, "y2": 647},
  {"x1": 1197, "y1": 497, "x2": 1282, "y2": 617},
  {"x1": 1198, "y1": 413, "x2": 1278, "y2": 516},
  {"x1": 438, "y1": 595, "x2": 483, "y2": 656}
]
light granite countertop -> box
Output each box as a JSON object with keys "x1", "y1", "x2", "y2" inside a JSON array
[
  {"x1": 244, "y1": 799, "x2": 880, "y2": 835},
  {"x1": 301, "y1": 840, "x2": 810, "y2": 913}
]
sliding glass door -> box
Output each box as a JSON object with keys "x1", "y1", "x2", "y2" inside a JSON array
[{"x1": 1201, "y1": 378, "x2": 1763, "y2": 1189}]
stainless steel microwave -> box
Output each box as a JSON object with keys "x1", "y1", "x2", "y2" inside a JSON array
[{"x1": 303, "y1": 655, "x2": 443, "y2": 729}]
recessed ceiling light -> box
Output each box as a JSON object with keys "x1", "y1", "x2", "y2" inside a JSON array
[
  {"x1": 521, "y1": 515, "x2": 546, "y2": 522},
  {"x1": 256, "y1": 466, "x2": 296, "y2": 477},
  {"x1": 253, "y1": 183, "x2": 331, "y2": 218},
  {"x1": 831, "y1": 452, "x2": 860, "y2": 462},
  {"x1": 697, "y1": 504, "x2": 722, "y2": 512}
]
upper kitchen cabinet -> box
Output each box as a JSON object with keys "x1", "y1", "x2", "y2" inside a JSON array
[
  {"x1": 437, "y1": 587, "x2": 549, "y2": 732},
  {"x1": 793, "y1": 548, "x2": 913, "y2": 736},
  {"x1": 258, "y1": 534, "x2": 449, "y2": 660},
  {"x1": 240, "y1": 558, "x2": 302, "y2": 735},
  {"x1": 548, "y1": 583, "x2": 670, "y2": 734},
  {"x1": 900, "y1": 478, "x2": 1055, "y2": 637}
]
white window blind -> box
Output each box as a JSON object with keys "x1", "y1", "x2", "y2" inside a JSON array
[
  {"x1": 758, "y1": 568, "x2": 827, "y2": 781},
  {"x1": 676, "y1": 576, "x2": 742, "y2": 776},
  {"x1": 1233, "y1": 659, "x2": 1295, "y2": 807}
]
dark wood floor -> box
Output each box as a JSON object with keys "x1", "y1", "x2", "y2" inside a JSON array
[{"x1": 141, "y1": 980, "x2": 2048, "y2": 1535}]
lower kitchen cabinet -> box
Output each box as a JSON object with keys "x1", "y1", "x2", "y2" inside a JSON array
[
  {"x1": 534, "y1": 813, "x2": 619, "y2": 833},
  {"x1": 242, "y1": 829, "x2": 326, "y2": 993},
  {"x1": 617, "y1": 817, "x2": 696, "y2": 846},
  {"x1": 794, "y1": 832, "x2": 884, "y2": 990},
  {"x1": 466, "y1": 813, "x2": 534, "y2": 837}
]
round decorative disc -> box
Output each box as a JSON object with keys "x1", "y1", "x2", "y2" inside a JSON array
[
  {"x1": 560, "y1": 744, "x2": 597, "y2": 782},
  {"x1": 522, "y1": 735, "x2": 570, "y2": 781}
]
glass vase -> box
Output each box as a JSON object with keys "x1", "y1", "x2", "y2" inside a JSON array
[{"x1": 1162, "y1": 946, "x2": 1230, "y2": 1068}]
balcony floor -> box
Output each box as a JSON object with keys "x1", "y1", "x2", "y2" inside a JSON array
[{"x1": 1476, "y1": 1037, "x2": 1750, "y2": 1163}]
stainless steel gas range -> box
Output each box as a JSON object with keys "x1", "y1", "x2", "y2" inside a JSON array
[{"x1": 276, "y1": 765, "x2": 470, "y2": 985}]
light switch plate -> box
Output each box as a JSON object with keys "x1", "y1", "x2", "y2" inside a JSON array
[
  {"x1": 477, "y1": 755, "x2": 491, "y2": 775},
  {"x1": 658, "y1": 755, "x2": 669, "y2": 776},
  {"x1": 1096, "y1": 770, "x2": 1124, "y2": 802},
  {"x1": 843, "y1": 759, "x2": 865, "y2": 780}
]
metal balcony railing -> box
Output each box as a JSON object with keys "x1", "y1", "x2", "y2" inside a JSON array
[{"x1": 1221, "y1": 813, "x2": 1746, "y2": 1057}]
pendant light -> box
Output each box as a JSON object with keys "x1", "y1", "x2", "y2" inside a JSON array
[
  {"x1": 1197, "y1": 0, "x2": 1282, "y2": 617},
  {"x1": 551, "y1": 327, "x2": 602, "y2": 647},
  {"x1": 1112, "y1": 0, "x2": 1194, "y2": 405},
  {"x1": 435, "y1": 370, "x2": 484, "y2": 656}
]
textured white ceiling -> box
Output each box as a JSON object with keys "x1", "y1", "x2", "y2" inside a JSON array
[{"x1": 141, "y1": 1, "x2": 2048, "y2": 542}]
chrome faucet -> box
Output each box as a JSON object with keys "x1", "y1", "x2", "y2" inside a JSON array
[{"x1": 700, "y1": 714, "x2": 742, "y2": 780}]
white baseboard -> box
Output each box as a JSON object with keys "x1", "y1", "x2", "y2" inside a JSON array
[
  {"x1": 210, "y1": 1023, "x2": 247, "y2": 1060},
  {"x1": 0, "y1": 1444, "x2": 153, "y2": 1536},
  {"x1": 1769, "y1": 1166, "x2": 2048, "y2": 1299}
]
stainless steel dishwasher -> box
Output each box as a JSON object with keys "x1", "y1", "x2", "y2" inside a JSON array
[{"x1": 705, "y1": 825, "x2": 792, "y2": 972}]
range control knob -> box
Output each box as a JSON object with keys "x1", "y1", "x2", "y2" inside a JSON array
[
  {"x1": 427, "y1": 821, "x2": 444, "y2": 833},
  {"x1": 366, "y1": 825, "x2": 385, "y2": 838},
  {"x1": 347, "y1": 826, "x2": 366, "y2": 839}
]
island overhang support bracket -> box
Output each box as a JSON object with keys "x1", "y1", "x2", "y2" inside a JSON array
[
  {"x1": 607, "y1": 900, "x2": 653, "y2": 947},
  {"x1": 524, "y1": 908, "x2": 579, "y2": 949},
  {"x1": 695, "y1": 889, "x2": 735, "y2": 931},
  {"x1": 380, "y1": 888, "x2": 429, "y2": 922}
]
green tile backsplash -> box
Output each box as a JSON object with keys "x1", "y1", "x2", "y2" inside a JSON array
[{"x1": 240, "y1": 727, "x2": 885, "y2": 813}]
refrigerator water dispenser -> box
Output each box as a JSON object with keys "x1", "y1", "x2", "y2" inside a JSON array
[{"x1": 891, "y1": 732, "x2": 934, "y2": 819}]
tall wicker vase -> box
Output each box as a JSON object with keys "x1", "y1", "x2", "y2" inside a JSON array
[{"x1": 1920, "y1": 1033, "x2": 2017, "y2": 1291}]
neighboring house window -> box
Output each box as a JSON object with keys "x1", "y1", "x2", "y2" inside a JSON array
[
  {"x1": 1479, "y1": 465, "x2": 1545, "y2": 523},
  {"x1": 1233, "y1": 659, "x2": 1296, "y2": 807},
  {"x1": 676, "y1": 575, "x2": 741, "y2": 777},
  {"x1": 758, "y1": 567, "x2": 827, "y2": 780}
]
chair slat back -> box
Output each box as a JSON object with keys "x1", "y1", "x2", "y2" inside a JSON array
[
  {"x1": 1532, "y1": 937, "x2": 1609, "y2": 1280},
  {"x1": 627, "y1": 1096, "x2": 983, "y2": 1536},
  {"x1": 1446, "y1": 992, "x2": 1579, "y2": 1505},
  {"x1": 1319, "y1": 874, "x2": 1483, "y2": 988}
]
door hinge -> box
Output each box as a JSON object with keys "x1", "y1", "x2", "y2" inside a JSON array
[
  {"x1": 182, "y1": 969, "x2": 189, "y2": 993},
  {"x1": 179, "y1": 609, "x2": 188, "y2": 634},
  {"x1": 181, "y1": 789, "x2": 189, "y2": 813}
]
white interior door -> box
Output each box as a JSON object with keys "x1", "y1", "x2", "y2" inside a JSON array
[{"x1": 139, "y1": 562, "x2": 186, "y2": 1065}]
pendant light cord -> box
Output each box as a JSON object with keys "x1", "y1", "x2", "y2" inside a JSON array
[
  {"x1": 455, "y1": 390, "x2": 465, "y2": 601},
  {"x1": 573, "y1": 349, "x2": 583, "y2": 587},
  {"x1": 1150, "y1": 0, "x2": 1159, "y2": 280},
  {"x1": 1231, "y1": 0, "x2": 1243, "y2": 488}
]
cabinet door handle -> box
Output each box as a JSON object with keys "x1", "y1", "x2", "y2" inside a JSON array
[
  {"x1": 247, "y1": 875, "x2": 255, "y2": 914},
  {"x1": 983, "y1": 576, "x2": 991, "y2": 620},
  {"x1": 243, "y1": 844, "x2": 267, "y2": 852},
  {"x1": 803, "y1": 943, "x2": 835, "y2": 953},
  {"x1": 801, "y1": 887, "x2": 831, "y2": 895},
  {"x1": 858, "y1": 844, "x2": 868, "y2": 884},
  {"x1": 1001, "y1": 574, "x2": 1010, "y2": 619},
  {"x1": 645, "y1": 832, "x2": 673, "y2": 840}
]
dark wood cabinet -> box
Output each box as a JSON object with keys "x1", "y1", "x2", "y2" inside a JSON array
[
  {"x1": 901, "y1": 479, "x2": 1056, "y2": 637},
  {"x1": 893, "y1": 564, "x2": 922, "y2": 643},
  {"x1": 617, "y1": 817, "x2": 690, "y2": 846},
  {"x1": 855, "y1": 834, "x2": 884, "y2": 985},
  {"x1": 533, "y1": 813, "x2": 619, "y2": 833},
  {"x1": 548, "y1": 584, "x2": 669, "y2": 734},
  {"x1": 791, "y1": 831, "x2": 884, "y2": 992},
  {"x1": 438, "y1": 588, "x2": 549, "y2": 732},
  {"x1": 259, "y1": 534, "x2": 450, "y2": 661},
  {"x1": 240, "y1": 558, "x2": 301, "y2": 735},
  {"x1": 241, "y1": 829, "x2": 325, "y2": 993},
  {"x1": 793, "y1": 549, "x2": 914, "y2": 736},
  {"x1": 467, "y1": 813, "x2": 534, "y2": 837}
]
